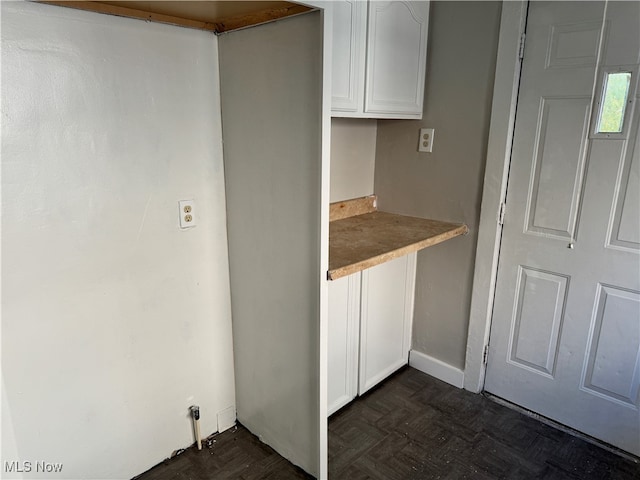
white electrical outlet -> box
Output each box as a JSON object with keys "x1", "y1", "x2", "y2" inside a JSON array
[
  {"x1": 179, "y1": 200, "x2": 196, "y2": 229},
  {"x1": 418, "y1": 128, "x2": 435, "y2": 153}
]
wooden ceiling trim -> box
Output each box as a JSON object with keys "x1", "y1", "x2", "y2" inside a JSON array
[
  {"x1": 37, "y1": 1, "x2": 313, "y2": 34},
  {"x1": 39, "y1": 1, "x2": 218, "y2": 31},
  {"x1": 213, "y1": 4, "x2": 312, "y2": 33}
]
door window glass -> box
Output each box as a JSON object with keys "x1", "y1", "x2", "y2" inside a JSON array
[{"x1": 597, "y1": 72, "x2": 631, "y2": 134}]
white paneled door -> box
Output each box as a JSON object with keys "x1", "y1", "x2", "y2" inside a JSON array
[{"x1": 485, "y1": 1, "x2": 640, "y2": 456}]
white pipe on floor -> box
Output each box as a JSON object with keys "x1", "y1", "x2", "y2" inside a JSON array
[{"x1": 190, "y1": 405, "x2": 202, "y2": 450}]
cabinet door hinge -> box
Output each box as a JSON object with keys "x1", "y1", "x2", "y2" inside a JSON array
[
  {"x1": 498, "y1": 202, "x2": 506, "y2": 226},
  {"x1": 518, "y1": 33, "x2": 526, "y2": 60},
  {"x1": 483, "y1": 344, "x2": 490, "y2": 366}
]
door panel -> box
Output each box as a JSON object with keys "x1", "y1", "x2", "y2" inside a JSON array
[
  {"x1": 582, "y1": 284, "x2": 640, "y2": 407},
  {"x1": 485, "y1": 1, "x2": 640, "y2": 456},
  {"x1": 509, "y1": 267, "x2": 568, "y2": 377},
  {"x1": 546, "y1": 21, "x2": 601, "y2": 69},
  {"x1": 526, "y1": 96, "x2": 591, "y2": 238},
  {"x1": 609, "y1": 100, "x2": 640, "y2": 251}
]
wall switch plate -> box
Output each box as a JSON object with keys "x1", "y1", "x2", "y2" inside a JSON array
[
  {"x1": 179, "y1": 200, "x2": 196, "y2": 229},
  {"x1": 418, "y1": 128, "x2": 435, "y2": 153}
]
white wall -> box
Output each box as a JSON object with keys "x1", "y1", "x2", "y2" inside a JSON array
[
  {"x1": 374, "y1": 1, "x2": 502, "y2": 371},
  {"x1": 218, "y1": 12, "x2": 323, "y2": 477},
  {"x1": 330, "y1": 118, "x2": 377, "y2": 202},
  {"x1": 1, "y1": 2, "x2": 236, "y2": 478}
]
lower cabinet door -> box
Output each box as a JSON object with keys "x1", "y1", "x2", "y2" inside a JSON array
[
  {"x1": 358, "y1": 253, "x2": 416, "y2": 395},
  {"x1": 327, "y1": 272, "x2": 361, "y2": 416}
]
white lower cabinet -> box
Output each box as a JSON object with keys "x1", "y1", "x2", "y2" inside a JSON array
[
  {"x1": 328, "y1": 272, "x2": 361, "y2": 415},
  {"x1": 328, "y1": 253, "x2": 417, "y2": 415}
]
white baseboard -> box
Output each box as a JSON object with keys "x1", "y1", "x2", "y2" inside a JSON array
[{"x1": 409, "y1": 350, "x2": 464, "y2": 389}]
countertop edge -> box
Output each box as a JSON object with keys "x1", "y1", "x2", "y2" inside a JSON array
[{"x1": 328, "y1": 223, "x2": 468, "y2": 280}]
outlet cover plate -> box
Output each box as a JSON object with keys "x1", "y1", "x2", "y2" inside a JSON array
[
  {"x1": 419, "y1": 128, "x2": 435, "y2": 153},
  {"x1": 179, "y1": 200, "x2": 196, "y2": 229}
]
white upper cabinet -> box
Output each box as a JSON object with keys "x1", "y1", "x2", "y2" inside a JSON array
[
  {"x1": 365, "y1": 1, "x2": 429, "y2": 117},
  {"x1": 332, "y1": 1, "x2": 430, "y2": 119},
  {"x1": 331, "y1": 1, "x2": 367, "y2": 112}
]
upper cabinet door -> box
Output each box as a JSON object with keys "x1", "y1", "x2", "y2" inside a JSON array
[
  {"x1": 365, "y1": 1, "x2": 429, "y2": 117},
  {"x1": 331, "y1": 1, "x2": 429, "y2": 119},
  {"x1": 332, "y1": 0, "x2": 367, "y2": 112}
]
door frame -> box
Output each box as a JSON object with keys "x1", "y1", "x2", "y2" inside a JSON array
[{"x1": 464, "y1": 0, "x2": 529, "y2": 393}]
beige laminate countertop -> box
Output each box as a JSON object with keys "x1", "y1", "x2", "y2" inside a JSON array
[{"x1": 328, "y1": 197, "x2": 468, "y2": 280}]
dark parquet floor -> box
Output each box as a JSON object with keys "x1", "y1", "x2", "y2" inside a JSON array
[
  {"x1": 329, "y1": 367, "x2": 639, "y2": 480},
  {"x1": 135, "y1": 424, "x2": 312, "y2": 480},
  {"x1": 136, "y1": 367, "x2": 640, "y2": 480}
]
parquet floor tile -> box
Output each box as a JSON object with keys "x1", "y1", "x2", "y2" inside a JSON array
[{"x1": 137, "y1": 367, "x2": 639, "y2": 479}]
